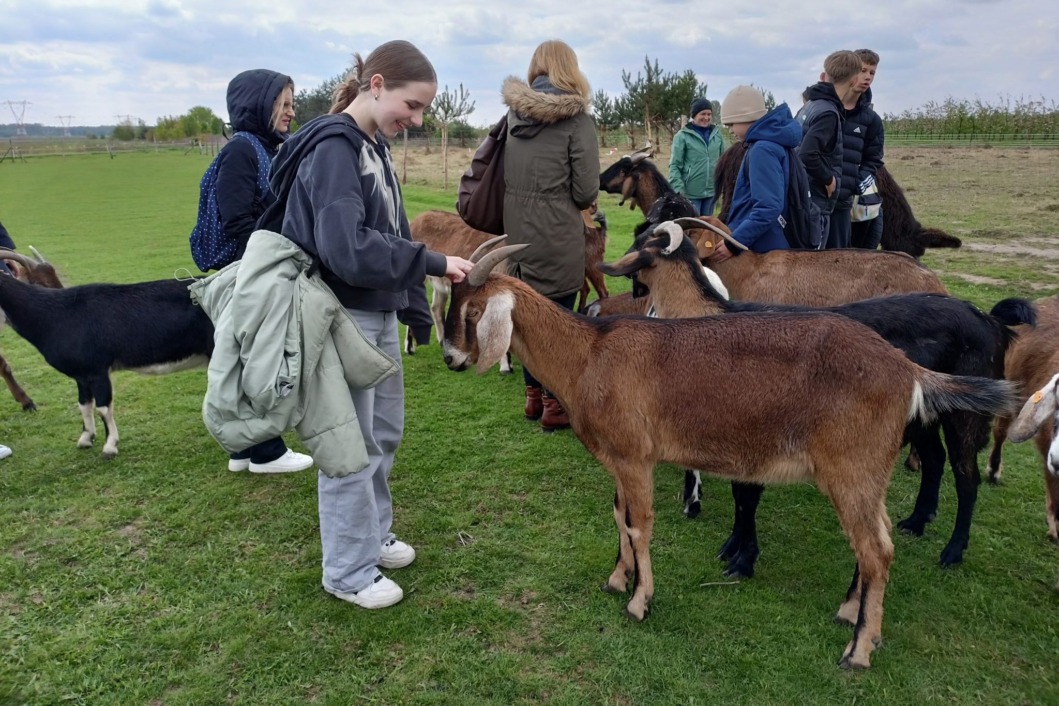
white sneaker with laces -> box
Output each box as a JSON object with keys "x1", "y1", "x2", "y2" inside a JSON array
[
  {"x1": 228, "y1": 457, "x2": 250, "y2": 472},
  {"x1": 249, "y1": 449, "x2": 313, "y2": 474},
  {"x1": 379, "y1": 538, "x2": 416, "y2": 569},
  {"x1": 324, "y1": 574, "x2": 403, "y2": 609}
]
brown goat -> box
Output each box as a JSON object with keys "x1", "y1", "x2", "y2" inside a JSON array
[
  {"x1": 0, "y1": 247, "x2": 63, "y2": 411},
  {"x1": 711, "y1": 140, "x2": 962, "y2": 258},
  {"x1": 684, "y1": 220, "x2": 948, "y2": 305},
  {"x1": 987, "y1": 294, "x2": 1059, "y2": 545},
  {"x1": 441, "y1": 237, "x2": 1014, "y2": 669},
  {"x1": 577, "y1": 206, "x2": 608, "y2": 312},
  {"x1": 597, "y1": 144, "x2": 673, "y2": 216}
]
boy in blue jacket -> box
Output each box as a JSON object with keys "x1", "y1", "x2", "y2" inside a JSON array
[{"x1": 710, "y1": 86, "x2": 803, "y2": 262}]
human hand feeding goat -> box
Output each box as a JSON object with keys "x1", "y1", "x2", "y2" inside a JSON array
[
  {"x1": 441, "y1": 235, "x2": 1016, "y2": 669},
  {"x1": 600, "y1": 219, "x2": 1034, "y2": 571}
]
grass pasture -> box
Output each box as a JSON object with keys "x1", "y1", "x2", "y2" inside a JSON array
[{"x1": 1, "y1": 146, "x2": 1059, "y2": 705}]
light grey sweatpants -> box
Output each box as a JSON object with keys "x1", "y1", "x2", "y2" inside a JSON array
[{"x1": 318, "y1": 309, "x2": 404, "y2": 593}]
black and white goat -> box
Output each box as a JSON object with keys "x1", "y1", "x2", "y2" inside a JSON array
[
  {"x1": 442, "y1": 236, "x2": 1014, "y2": 669},
  {"x1": 599, "y1": 221, "x2": 1034, "y2": 571},
  {"x1": 0, "y1": 248, "x2": 213, "y2": 457}
]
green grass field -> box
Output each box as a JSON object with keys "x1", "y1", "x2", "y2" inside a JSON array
[{"x1": 1, "y1": 149, "x2": 1058, "y2": 705}]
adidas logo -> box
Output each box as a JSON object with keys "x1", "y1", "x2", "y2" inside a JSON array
[{"x1": 853, "y1": 127, "x2": 863, "y2": 134}]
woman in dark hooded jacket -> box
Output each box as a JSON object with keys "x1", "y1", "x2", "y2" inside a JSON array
[
  {"x1": 500, "y1": 40, "x2": 599, "y2": 432},
  {"x1": 210, "y1": 69, "x2": 312, "y2": 475}
]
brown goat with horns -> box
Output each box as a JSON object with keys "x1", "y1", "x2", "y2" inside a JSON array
[{"x1": 441, "y1": 236, "x2": 1015, "y2": 669}]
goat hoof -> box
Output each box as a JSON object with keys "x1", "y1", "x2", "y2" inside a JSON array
[
  {"x1": 939, "y1": 547, "x2": 965, "y2": 567},
  {"x1": 102, "y1": 450, "x2": 118, "y2": 460},
  {"x1": 600, "y1": 582, "x2": 625, "y2": 595},
  {"x1": 839, "y1": 654, "x2": 871, "y2": 670},
  {"x1": 22, "y1": 401, "x2": 37, "y2": 412},
  {"x1": 896, "y1": 517, "x2": 926, "y2": 536},
  {"x1": 682, "y1": 501, "x2": 701, "y2": 519}
]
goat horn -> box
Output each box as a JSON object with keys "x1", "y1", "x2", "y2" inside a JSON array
[
  {"x1": 672, "y1": 217, "x2": 749, "y2": 252},
  {"x1": 29, "y1": 246, "x2": 47, "y2": 263},
  {"x1": 0, "y1": 248, "x2": 38, "y2": 270},
  {"x1": 658, "y1": 222, "x2": 684, "y2": 255},
  {"x1": 468, "y1": 244, "x2": 530, "y2": 287},
  {"x1": 469, "y1": 235, "x2": 509, "y2": 264}
]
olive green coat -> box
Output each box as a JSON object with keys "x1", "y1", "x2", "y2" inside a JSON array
[{"x1": 501, "y1": 77, "x2": 599, "y2": 298}]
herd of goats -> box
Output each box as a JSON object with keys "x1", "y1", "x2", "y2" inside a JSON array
[{"x1": 1, "y1": 147, "x2": 1057, "y2": 669}]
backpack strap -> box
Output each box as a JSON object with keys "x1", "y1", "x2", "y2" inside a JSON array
[{"x1": 231, "y1": 132, "x2": 272, "y2": 199}]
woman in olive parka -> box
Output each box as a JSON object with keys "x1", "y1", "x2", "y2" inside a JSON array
[{"x1": 500, "y1": 40, "x2": 599, "y2": 431}]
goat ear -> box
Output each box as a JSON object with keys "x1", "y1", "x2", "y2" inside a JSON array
[
  {"x1": 598, "y1": 252, "x2": 642, "y2": 277},
  {"x1": 1009, "y1": 373, "x2": 1059, "y2": 443},
  {"x1": 475, "y1": 292, "x2": 515, "y2": 375}
]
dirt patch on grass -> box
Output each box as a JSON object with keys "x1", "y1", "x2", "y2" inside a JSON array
[{"x1": 962, "y1": 241, "x2": 1059, "y2": 260}]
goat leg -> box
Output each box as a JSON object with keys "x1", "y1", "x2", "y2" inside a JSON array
[
  {"x1": 719, "y1": 481, "x2": 763, "y2": 579},
  {"x1": 0, "y1": 351, "x2": 36, "y2": 411},
  {"x1": 986, "y1": 415, "x2": 1012, "y2": 484},
  {"x1": 896, "y1": 426, "x2": 945, "y2": 537},
  {"x1": 682, "y1": 469, "x2": 702, "y2": 518},
  {"x1": 938, "y1": 414, "x2": 985, "y2": 567},
  {"x1": 76, "y1": 379, "x2": 96, "y2": 449},
  {"x1": 604, "y1": 489, "x2": 635, "y2": 595}
]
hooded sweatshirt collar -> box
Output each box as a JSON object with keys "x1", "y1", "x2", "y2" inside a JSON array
[{"x1": 227, "y1": 69, "x2": 292, "y2": 149}]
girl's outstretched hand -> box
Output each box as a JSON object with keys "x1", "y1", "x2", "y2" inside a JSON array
[{"x1": 444, "y1": 256, "x2": 476, "y2": 283}]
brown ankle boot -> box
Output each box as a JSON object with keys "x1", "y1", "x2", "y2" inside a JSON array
[
  {"x1": 540, "y1": 392, "x2": 570, "y2": 432},
  {"x1": 524, "y1": 386, "x2": 543, "y2": 421}
]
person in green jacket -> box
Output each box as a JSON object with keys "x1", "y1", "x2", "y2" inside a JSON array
[{"x1": 669, "y1": 97, "x2": 726, "y2": 216}]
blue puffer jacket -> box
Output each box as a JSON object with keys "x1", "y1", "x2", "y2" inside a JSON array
[{"x1": 726, "y1": 104, "x2": 804, "y2": 253}]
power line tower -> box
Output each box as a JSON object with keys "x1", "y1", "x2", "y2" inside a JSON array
[
  {"x1": 4, "y1": 100, "x2": 31, "y2": 136},
  {"x1": 56, "y1": 115, "x2": 74, "y2": 137}
]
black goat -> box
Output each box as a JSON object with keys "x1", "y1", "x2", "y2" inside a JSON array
[
  {"x1": 598, "y1": 144, "x2": 677, "y2": 216},
  {"x1": 0, "y1": 253, "x2": 213, "y2": 457},
  {"x1": 600, "y1": 222, "x2": 1034, "y2": 571}
]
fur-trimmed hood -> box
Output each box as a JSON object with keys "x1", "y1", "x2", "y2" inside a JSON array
[{"x1": 501, "y1": 76, "x2": 591, "y2": 137}]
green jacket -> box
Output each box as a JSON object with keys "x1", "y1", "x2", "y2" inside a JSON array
[
  {"x1": 669, "y1": 123, "x2": 726, "y2": 199},
  {"x1": 501, "y1": 76, "x2": 599, "y2": 298},
  {"x1": 189, "y1": 230, "x2": 399, "y2": 477}
]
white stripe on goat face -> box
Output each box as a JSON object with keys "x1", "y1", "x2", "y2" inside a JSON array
[{"x1": 474, "y1": 291, "x2": 515, "y2": 375}]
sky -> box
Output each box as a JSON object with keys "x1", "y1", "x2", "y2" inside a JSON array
[{"x1": 1, "y1": 0, "x2": 1056, "y2": 130}]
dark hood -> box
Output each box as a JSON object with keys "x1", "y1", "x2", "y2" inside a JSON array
[
  {"x1": 268, "y1": 113, "x2": 367, "y2": 207},
  {"x1": 501, "y1": 75, "x2": 590, "y2": 139},
  {"x1": 227, "y1": 69, "x2": 292, "y2": 147},
  {"x1": 802, "y1": 81, "x2": 844, "y2": 111}
]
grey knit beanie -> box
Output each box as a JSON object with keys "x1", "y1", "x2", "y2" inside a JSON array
[{"x1": 721, "y1": 86, "x2": 767, "y2": 124}]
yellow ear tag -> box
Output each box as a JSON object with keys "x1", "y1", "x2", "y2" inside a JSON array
[{"x1": 1033, "y1": 391, "x2": 1044, "y2": 404}]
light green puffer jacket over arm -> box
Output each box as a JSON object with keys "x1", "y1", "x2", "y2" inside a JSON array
[{"x1": 189, "y1": 229, "x2": 399, "y2": 477}]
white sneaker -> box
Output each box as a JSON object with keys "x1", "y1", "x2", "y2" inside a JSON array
[
  {"x1": 228, "y1": 457, "x2": 250, "y2": 472},
  {"x1": 249, "y1": 449, "x2": 313, "y2": 474},
  {"x1": 0, "y1": 445, "x2": 11, "y2": 461},
  {"x1": 379, "y1": 538, "x2": 416, "y2": 569},
  {"x1": 324, "y1": 574, "x2": 403, "y2": 609}
]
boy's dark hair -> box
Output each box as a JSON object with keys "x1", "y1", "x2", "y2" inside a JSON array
[
  {"x1": 854, "y1": 49, "x2": 881, "y2": 66},
  {"x1": 823, "y1": 50, "x2": 863, "y2": 84}
]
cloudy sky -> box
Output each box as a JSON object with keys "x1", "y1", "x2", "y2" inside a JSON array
[{"x1": 1, "y1": 0, "x2": 1056, "y2": 129}]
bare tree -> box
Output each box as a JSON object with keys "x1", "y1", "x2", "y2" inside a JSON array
[{"x1": 428, "y1": 84, "x2": 476, "y2": 189}]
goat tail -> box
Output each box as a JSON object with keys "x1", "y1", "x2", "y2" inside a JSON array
[
  {"x1": 909, "y1": 370, "x2": 1017, "y2": 425},
  {"x1": 989, "y1": 297, "x2": 1037, "y2": 329},
  {"x1": 917, "y1": 227, "x2": 962, "y2": 250}
]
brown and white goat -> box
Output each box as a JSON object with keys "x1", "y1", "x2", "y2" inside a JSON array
[
  {"x1": 0, "y1": 248, "x2": 64, "y2": 411},
  {"x1": 987, "y1": 294, "x2": 1059, "y2": 546},
  {"x1": 442, "y1": 237, "x2": 1014, "y2": 669},
  {"x1": 597, "y1": 144, "x2": 671, "y2": 216},
  {"x1": 602, "y1": 221, "x2": 1032, "y2": 570}
]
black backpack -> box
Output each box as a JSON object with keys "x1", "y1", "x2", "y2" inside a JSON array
[
  {"x1": 745, "y1": 143, "x2": 824, "y2": 250},
  {"x1": 189, "y1": 132, "x2": 271, "y2": 272}
]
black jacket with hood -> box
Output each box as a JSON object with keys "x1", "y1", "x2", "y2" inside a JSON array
[
  {"x1": 836, "y1": 88, "x2": 885, "y2": 204},
  {"x1": 262, "y1": 113, "x2": 445, "y2": 344},
  {"x1": 795, "y1": 82, "x2": 844, "y2": 202},
  {"x1": 500, "y1": 76, "x2": 599, "y2": 299},
  {"x1": 216, "y1": 69, "x2": 292, "y2": 261}
]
